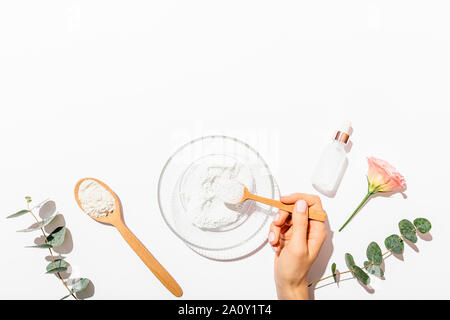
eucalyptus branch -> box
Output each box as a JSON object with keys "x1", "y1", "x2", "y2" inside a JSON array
[
  {"x1": 309, "y1": 218, "x2": 431, "y2": 288},
  {"x1": 308, "y1": 249, "x2": 392, "y2": 287},
  {"x1": 26, "y1": 202, "x2": 77, "y2": 300},
  {"x1": 7, "y1": 197, "x2": 91, "y2": 299}
]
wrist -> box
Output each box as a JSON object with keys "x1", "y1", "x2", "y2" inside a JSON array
[{"x1": 276, "y1": 279, "x2": 309, "y2": 300}]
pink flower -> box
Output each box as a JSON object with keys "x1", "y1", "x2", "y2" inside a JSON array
[
  {"x1": 339, "y1": 157, "x2": 406, "y2": 232},
  {"x1": 367, "y1": 157, "x2": 406, "y2": 193}
]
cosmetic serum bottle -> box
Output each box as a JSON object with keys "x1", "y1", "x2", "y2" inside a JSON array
[{"x1": 311, "y1": 121, "x2": 352, "y2": 197}]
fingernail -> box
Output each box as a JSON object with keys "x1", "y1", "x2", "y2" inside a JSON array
[
  {"x1": 273, "y1": 213, "x2": 279, "y2": 222},
  {"x1": 296, "y1": 200, "x2": 307, "y2": 213},
  {"x1": 268, "y1": 232, "x2": 275, "y2": 243}
]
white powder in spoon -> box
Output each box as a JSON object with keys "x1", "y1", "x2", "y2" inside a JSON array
[
  {"x1": 78, "y1": 179, "x2": 116, "y2": 218},
  {"x1": 181, "y1": 162, "x2": 252, "y2": 229},
  {"x1": 216, "y1": 179, "x2": 245, "y2": 205}
]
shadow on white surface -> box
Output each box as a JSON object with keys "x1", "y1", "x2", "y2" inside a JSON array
[
  {"x1": 75, "y1": 281, "x2": 95, "y2": 299},
  {"x1": 418, "y1": 232, "x2": 433, "y2": 241},
  {"x1": 39, "y1": 200, "x2": 57, "y2": 219},
  {"x1": 359, "y1": 282, "x2": 375, "y2": 294},
  {"x1": 308, "y1": 219, "x2": 334, "y2": 299},
  {"x1": 403, "y1": 237, "x2": 419, "y2": 253}
]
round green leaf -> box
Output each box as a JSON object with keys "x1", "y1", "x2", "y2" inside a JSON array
[
  {"x1": 353, "y1": 266, "x2": 370, "y2": 285},
  {"x1": 366, "y1": 242, "x2": 382, "y2": 265},
  {"x1": 385, "y1": 234, "x2": 404, "y2": 254},
  {"x1": 399, "y1": 219, "x2": 415, "y2": 230},
  {"x1": 368, "y1": 265, "x2": 384, "y2": 277},
  {"x1": 401, "y1": 228, "x2": 417, "y2": 243},
  {"x1": 71, "y1": 278, "x2": 90, "y2": 293},
  {"x1": 345, "y1": 253, "x2": 356, "y2": 270},
  {"x1": 46, "y1": 226, "x2": 66, "y2": 248},
  {"x1": 46, "y1": 267, "x2": 67, "y2": 274},
  {"x1": 7, "y1": 209, "x2": 29, "y2": 219},
  {"x1": 46, "y1": 259, "x2": 68, "y2": 273},
  {"x1": 414, "y1": 218, "x2": 432, "y2": 233},
  {"x1": 364, "y1": 261, "x2": 384, "y2": 277},
  {"x1": 331, "y1": 262, "x2": 337, "y2": 283},
  {"x1": 399, "y1": 219, "x2": 417, "y2": 243}
]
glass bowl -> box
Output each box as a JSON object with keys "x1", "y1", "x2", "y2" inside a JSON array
[{"x1": 158, "y1": 135, "x2": 278, "y2": 256}]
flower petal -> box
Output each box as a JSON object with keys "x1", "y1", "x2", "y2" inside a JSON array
[{"x1": 367, "y1": 157, "x2": 406, "y2": 193}]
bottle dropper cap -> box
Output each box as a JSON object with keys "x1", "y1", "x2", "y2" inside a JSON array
[{"x1": 334, "y1": 121, "x2": 352, "y2": 144}]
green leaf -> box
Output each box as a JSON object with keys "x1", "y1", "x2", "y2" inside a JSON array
[
  {"x1": 26, "y1": 243, "x2": 53, "y2": 249},
  {"x1": 401, "y1": 228, "x2": 417, "y2": 243},
  {"x1": 46, "y1": 226, "x2": 66, "y2": 248},
  {"x1": 331, "y1": 263, "x2": 337, "y2": 283},
  {"x1": 414, "y1": 218, "x2": 432, "y2": 233},
  {"x1": 46, "y1": 259, "x2": 68, "y2": 273},
  {"x1": 385, "y1": 234, "x2": 404, "y2": 254},
  {"x1": 25, "y1": 196, "x2": 32, "y2": 204},
  {"x1": 353, "y1": 266, "x2": 370, "y2": 285},
  {"x1": 399, "y1": 219, "x2": 415, "y2": 231},
  {"x1": 46, "y1": 267, "x2": 67, "y2": 274},
  {"x1": 71, "y1": 278, "x2": 90, "y2": 293},
  {"x1": 399, "y1": 219, "x2": 417, "y2": 243},
  {"x1": 16, "y1": 213, "x2": 58, "y2": 232},
  {"x1": 364, "y1": 261, "x2": 384, "y2": 277},
  {"x1": 368, "y1": 265, "x2": 384, "y2": 277},
  {"x1": 7, "y1": 209, "x2": 29, "y2": 219},
  {"x1": 345, "y1": 253, "x2": 356, "y2": 270},
  {"x1": 366, "y1": 242, "x2": 383, "y2": 265}
]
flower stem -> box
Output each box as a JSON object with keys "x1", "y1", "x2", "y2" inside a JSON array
[{"x1": 338, "y1": 191, "x2": 373, "y2": 232}]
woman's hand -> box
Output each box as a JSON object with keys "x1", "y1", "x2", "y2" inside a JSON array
[{"x1": 268, "y1": 193, "x2": 327, "y2": 300}]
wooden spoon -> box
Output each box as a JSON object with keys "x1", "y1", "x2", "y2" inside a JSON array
[
  {"x1": 238, "y1": 186, "x2": 327, "y2": 222},
  {"x1": 74, "y1": 177, "x2": 183, "y2": 297}
]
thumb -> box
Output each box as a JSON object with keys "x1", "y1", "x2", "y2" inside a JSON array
[{"x1": 291, "y1": 200, "x2": 309, "y2": 247}]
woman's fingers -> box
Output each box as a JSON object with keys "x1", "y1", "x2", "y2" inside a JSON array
[
  {"x1": 272, "y1": 209, "x2": 290, "y2": 226},
  {"x1": 307, "y1": 220, "x2": 327, "y2": 259},
  {"x1": 281, "y1": 193, "x2": 326, "y2": 223},
  {"x1": 280, "y1": 215, "x2": 292, "y2": 235},
  {"x1": 269, "y1": 223, "x2": 281, "y2": 247},
  {"x1": 269, "y1": 213, "x2": 292, "y2": 249},
  {"x1": 290, "y1": 200, "x2": 309, "y2": 251},
  {"x1": 281, "y1": 193, "x2": 322, "y2": 207},
  {"x1": 269, "y1": 207, "x2": 299, "y2": 252}
]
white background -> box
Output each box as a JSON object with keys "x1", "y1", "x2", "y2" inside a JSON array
[{"x1": 1, "y1": 1, "x2": 449, "y2": 300}]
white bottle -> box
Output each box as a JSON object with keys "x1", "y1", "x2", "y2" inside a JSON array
[{"x1": 311, "y1": 121, "x2": 352, "y2": 197}]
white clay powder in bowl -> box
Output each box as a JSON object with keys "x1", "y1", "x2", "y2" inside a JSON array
[{"x1": 180, "y1": 160, "x2": 249, "y2": 230}]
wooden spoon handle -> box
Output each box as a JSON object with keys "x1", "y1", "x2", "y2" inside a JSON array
[
  {"x1": 246, "y1": 193, "x2": 326, "y2": 222},
  {"x1": 115, "y1": 223, "x2": 183, "y2": 297}
]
